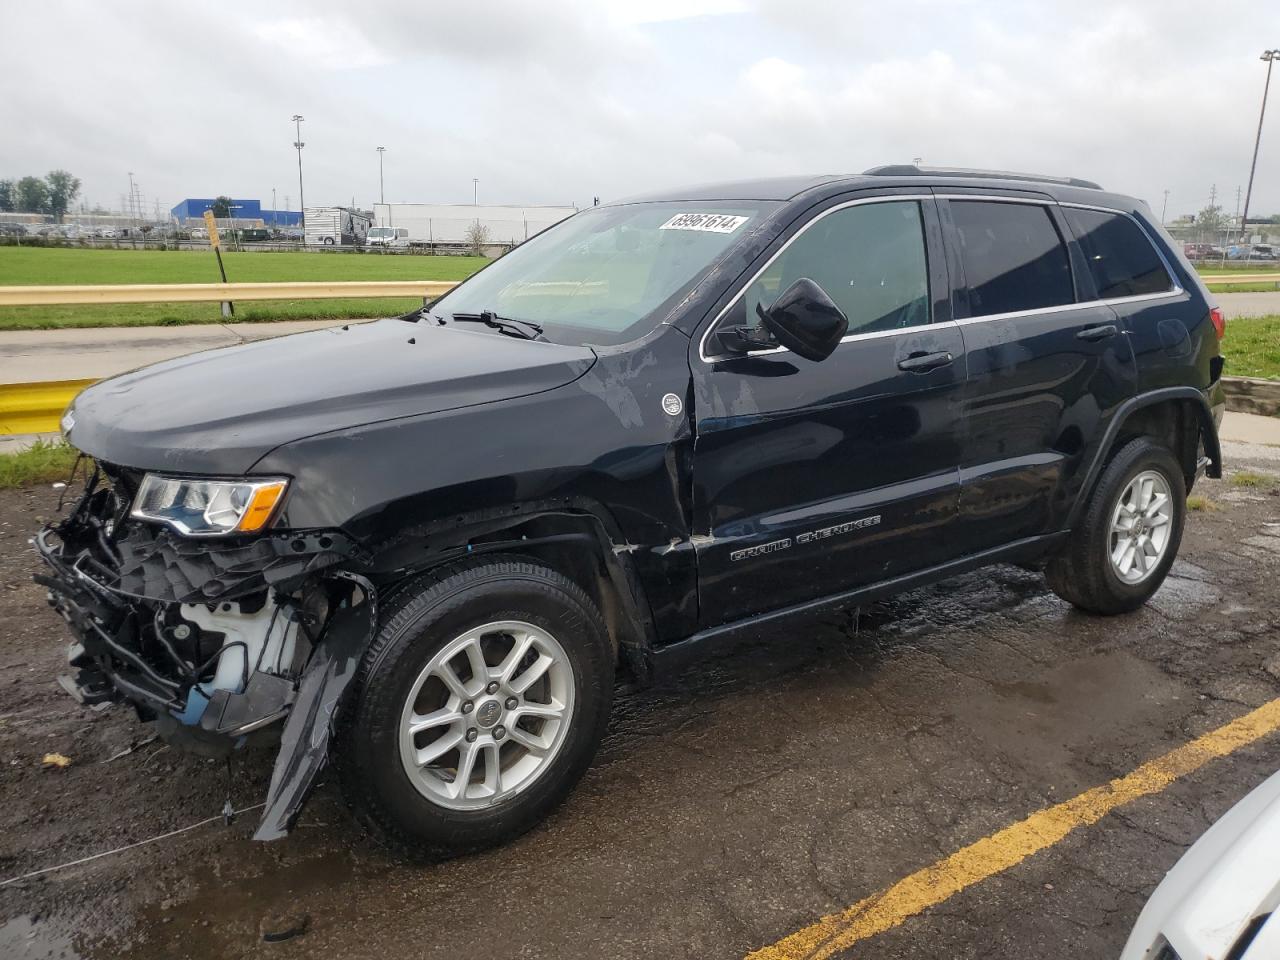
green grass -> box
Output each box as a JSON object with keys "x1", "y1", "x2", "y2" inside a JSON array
[
  {"x1": 0, "y1": 246, "x2": 486, "y2": 330},
  {"x1": 0, "y1": 246, "x2": 487, "y2": 285},
  {"x1": 0, "y1": 298, "x2": 428, "y2": 330},
  {"x1": 0, "y1": 440, "x2": 79, "y2": 489},
  {"x1": 1185, "y1": 495, "x2": 1218, "y2": 512},
  {"x1": 1206, "y1": 282, "x2": 1280, "y2": 294},
  {"x1": 1229, "y1": 471, "x2": 1276, "y2": 488},
  {"x1": 1222, "y1": 314, "x2": 1280, "y2": 380},
  {"x1": 1196, "y1": 262, "x2": 1280, "y2": 274}
]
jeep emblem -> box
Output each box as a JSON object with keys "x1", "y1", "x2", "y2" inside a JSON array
[
  {"x1": 476, "y1": 700, "x2": 502, "y2": 728},
  {"x1": 662, "y1": 393, "x2": 683, "y2": 416}
]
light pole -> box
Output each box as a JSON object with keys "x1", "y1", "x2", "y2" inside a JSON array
[
  {"x1": 377, "y1": 146, "x2": 386, "y2": 204},
  {"x1": 1240, "y1": 50, "x2": 1279, "y2": 246},
  {"x1": 1161, "y1": 189, "x2": 1169, "y2": 224},
  {"x1": 473, "y1": 178, "x2": 479, "y2": 205},
  {"x1": 291, "y1": 114, "x2": 306, "y2": 234}
]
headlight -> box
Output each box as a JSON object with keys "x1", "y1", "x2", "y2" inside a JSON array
[{"x1": 130, "y1": 475, "x2": 289, "y2": 537}]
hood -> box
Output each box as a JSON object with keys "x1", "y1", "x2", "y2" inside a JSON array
[{"x1": 66, "y1": 318, "x2": 596, "y2": 475}]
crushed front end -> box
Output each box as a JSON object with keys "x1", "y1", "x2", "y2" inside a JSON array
[{"x1": 35, "y1": 459, "x2": 375, "y2": 839}]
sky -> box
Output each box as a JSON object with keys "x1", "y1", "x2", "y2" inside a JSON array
[{"x1": 2, "y1": 0, "x2": 1278, "y2": 220}]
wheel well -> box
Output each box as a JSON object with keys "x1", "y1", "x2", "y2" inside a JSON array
[
  {"x1": 372, "y1": 510, "x2": 652, "y2": 682},
  {"x1": 1110, "y1": 399, "x2": 1201, "y2": 490}
]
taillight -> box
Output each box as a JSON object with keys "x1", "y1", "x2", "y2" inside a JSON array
[{"x1": 1209, "y1": 306, "x2": 1226, "y2": 339}]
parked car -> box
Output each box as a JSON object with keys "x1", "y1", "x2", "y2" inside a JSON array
[
  {"x1": 366, "y1": 226, "x2": 411, "y2": 249},
  {"x1": 1121, "y1": 768, "x2": 1280, "y2": 959},
  {"x1": 1228, "y1": 243, "x2": 1278, "y2": 260},
  {"x1": 39, "y1": 166, "x2": 1226, "y2": 858},
  {"x1": 0, "y1": 221, "x2": 28, "y2": 237},
  {"x1": 1182, "y1": 242, "x2": 1225, "y2": 260}
]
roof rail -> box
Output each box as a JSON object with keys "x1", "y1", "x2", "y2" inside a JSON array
[{"x1": 864, "y1": 164, "x2": 1103, "y2": 191}]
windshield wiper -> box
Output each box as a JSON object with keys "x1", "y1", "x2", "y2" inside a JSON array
[{"x1": 448, "y1": 311, "x2": 546, "y2": 341}]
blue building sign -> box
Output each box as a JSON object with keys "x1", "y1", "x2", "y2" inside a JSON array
[{"x1": 170, "y1": 198, "x2": 301, "y2": 227}]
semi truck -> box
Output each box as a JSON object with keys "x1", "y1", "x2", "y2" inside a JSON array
[{"x1": 371, "y1": 203, "x2": 578, "y2": 251}]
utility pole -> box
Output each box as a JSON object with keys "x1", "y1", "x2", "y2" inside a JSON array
[
  {"x1": 1241, "y1": 50, "x2": 1279, "y2": 246},
  {"x1": 292, "y1": 114, "x2": 306, "y2": 234},
  {"x1": 473, "y1": 178, "x2": 479, "y2": 205},
  {"x1": 377, "y1": 146, "x2": 386, "y2": 204},
  {"x1": 127, "y1": 172, "x2": 138, "y2": 229},
  {"x1": 1232, "y1": 185, "x2": 1243, "y2": 244},
  {"x1": 272, "y1": 187, "x2": 276, "y2": 229},
  {"x1": 1161, "y1": 189, "x2": 1169, "y2": 224}
]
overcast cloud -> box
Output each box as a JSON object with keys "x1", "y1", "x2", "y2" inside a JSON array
[{"x1": 2, "y1": 0, "x2": 1277, "y2": 219}]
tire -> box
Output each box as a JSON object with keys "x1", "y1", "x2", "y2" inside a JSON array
[
  {"x1": 1046, "y1": 437, "x2": 1186, "y2": 615},
  {"x1": 323, "y1": 236, "x2": 335, "y2": 245},
  {"x1": 334, "y1": 558, "x2": 614, "y2": 860}
]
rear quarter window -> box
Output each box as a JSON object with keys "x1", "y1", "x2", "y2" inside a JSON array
[
  {"x1": 950, "y1": 201, "x2": 1075, "y2": 317},
  {"x1": 1062, "y1": 208, "x2": 1174, "y2": 299}
]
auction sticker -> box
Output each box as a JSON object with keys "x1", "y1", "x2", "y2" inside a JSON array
[{"x1": 659, "y1": 213, "x2": 749, "y2": 233}]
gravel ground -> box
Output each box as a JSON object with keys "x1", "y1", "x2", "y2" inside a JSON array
[{"x1": 1, "y1": 452, "x2": 1278, "y2": 960}]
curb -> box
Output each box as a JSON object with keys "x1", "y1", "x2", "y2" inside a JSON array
[{"x1": 1223, "y1": 376, "x2": 1280, "y2": 418}]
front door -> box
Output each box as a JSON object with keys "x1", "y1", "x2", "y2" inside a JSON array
[{"x1": 690, "y1": 195, "x2": 967, "y2": 626}]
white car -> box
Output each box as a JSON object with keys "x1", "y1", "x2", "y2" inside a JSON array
[
  {"x1": 1121, "y1": 769, "x2": 1280, "y2": 959},
  {"x1": 366, "y1": 226, "x2": 410, "y2": 249}
]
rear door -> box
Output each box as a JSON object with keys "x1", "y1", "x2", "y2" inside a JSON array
[
  {"x1": 690, "y1": 194, "x2": 967, "y2": 626},
  {"x1": 939, "y1": 193, "x2": 1137, "y2": 550},
  {"x1": 1057, "y1": 205, "x2": 1196, "y2": 392}
]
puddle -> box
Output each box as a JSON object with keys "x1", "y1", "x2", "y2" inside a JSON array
[
  {"x1": 1148, "y1": 574, "x2": 1221, "y2": 619},
  {"x1": 0, "y1": 916, "x2": 82, "y2": 960}
]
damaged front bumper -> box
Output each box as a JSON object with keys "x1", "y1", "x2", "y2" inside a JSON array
[{"x1": 35, "y1": 462, "x2": 376, "y2": 840}]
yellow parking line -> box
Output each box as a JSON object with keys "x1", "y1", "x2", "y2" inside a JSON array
[{"x1": 748, "y1": 697, "x2": 1280, "y2": 960}]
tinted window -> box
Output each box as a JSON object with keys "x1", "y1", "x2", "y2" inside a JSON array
[
  {"x1": 951, "y1": 201, "x2": 1074, "y2": 316},
  {"x1": 741, "y1": 200, "x2": 930, "y2": 336},
  {"x1": 1063, "y1": 208, "x2": 1173, "y2": 299}
]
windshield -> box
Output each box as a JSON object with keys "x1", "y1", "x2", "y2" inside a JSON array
[
  {"x1": 430, "y1": 201, "x2": 778, "y2": 346},
  {"x1": 369, "y1": 227, "x2": 394, "y2": 238}
]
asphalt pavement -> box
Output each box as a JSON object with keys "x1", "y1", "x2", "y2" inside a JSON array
[{"x1": 1, "y1": 433, "x2": 1279, "y2": 960}]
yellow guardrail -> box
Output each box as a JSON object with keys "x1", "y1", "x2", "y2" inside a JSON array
[
  {"x1": 1201, "y1": 273, "x2": 1280, "y2": 285},
  {"x1": 0, "y1": 280, "x2": 458, "y2": 306},
  {"x1": 0, "y1": 378, "x2": 97, "y2": 435}
]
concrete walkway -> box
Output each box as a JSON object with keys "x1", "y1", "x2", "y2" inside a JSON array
[
  {"x1": 1215, "y1": 290, "x2": 1280, "y2": 318},
  {"x1": 0, "y1": 319, "x2": 348, "y2": 383},
  {"x1": 6, "y1": 411, "x2": 1276, "y2": 459},
  {"x1": 0, "y1": 292, "x2": 1274, "y2": 385}
]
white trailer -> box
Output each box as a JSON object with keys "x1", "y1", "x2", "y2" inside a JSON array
[
  {"x1": 304, "y1": 206, "x2": 372, "y2": 246},
  {"x1": 372, "y1": 203, "x2": 577, "y2": 250}
]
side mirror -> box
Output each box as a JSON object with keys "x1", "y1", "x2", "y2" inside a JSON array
[{"x1": 756, "y1": 277, "x2": 848, "y2": 362}]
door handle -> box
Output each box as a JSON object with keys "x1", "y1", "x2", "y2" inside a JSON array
[
  {"x1": 1077, "y1": 324, "x2": 1118, "y2": 341},
  {"x1": 897, "y1": 351, "x2": 954, "y2": 373}
]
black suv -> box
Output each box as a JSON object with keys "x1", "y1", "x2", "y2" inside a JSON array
[{"x1": 38, "y1": 166, "x2": 1226, "y2": 857}]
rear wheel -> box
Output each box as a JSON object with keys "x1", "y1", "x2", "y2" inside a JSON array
[
  {"x1": 1046, "y1": 437, "x2": 1186, "y2": 615},
  {"x1": 335, "y1": 559, "x2": 613, "y2": 859}
]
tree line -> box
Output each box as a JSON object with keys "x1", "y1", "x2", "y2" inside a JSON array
[{"x1": 0, "y1": 171, "x2": 82, "y2": 222}]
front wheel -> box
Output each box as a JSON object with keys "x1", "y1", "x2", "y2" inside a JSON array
[
  {"x1": 1046, "y1": 437, "x2": 1186, "y2": 615},
  {"x1": 335, "y1": 558, "x2": 614, "y2": 860}
]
